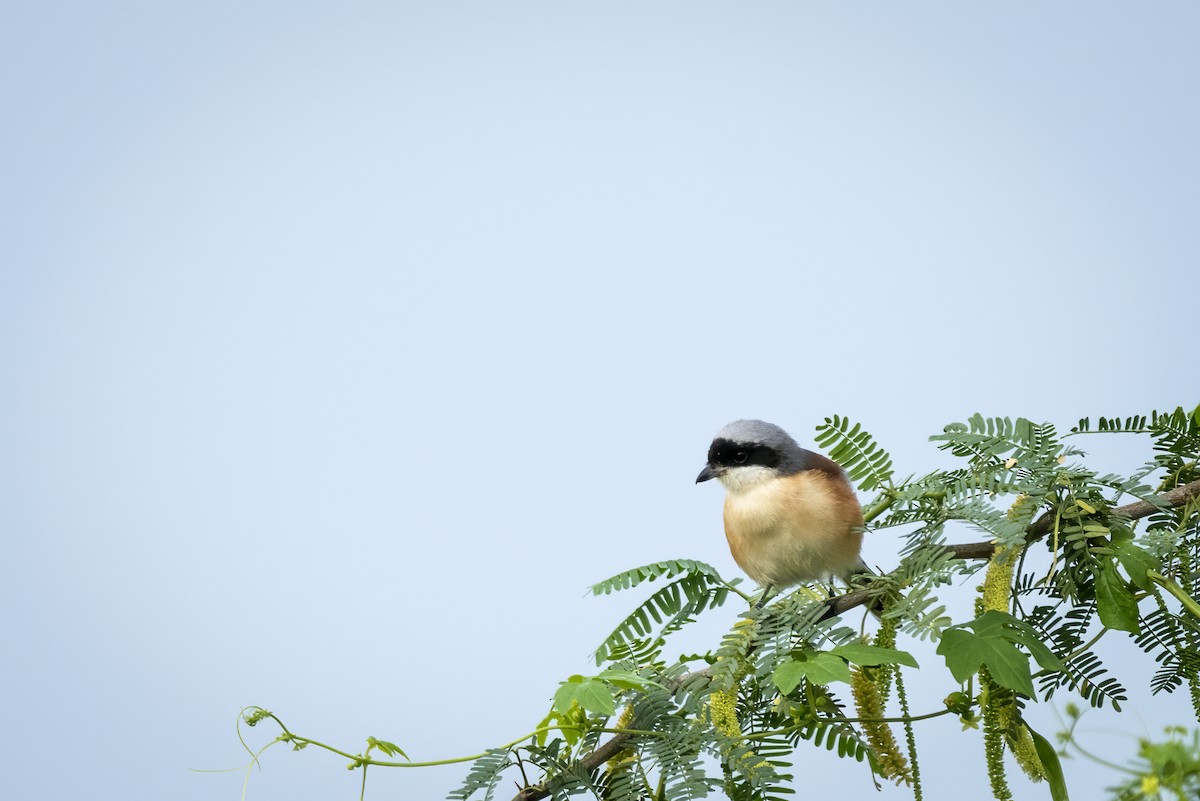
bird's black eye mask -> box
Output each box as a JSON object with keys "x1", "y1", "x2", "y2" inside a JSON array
[{"x1": 707, "y1": 438, "x2": 781, "y2": 470}]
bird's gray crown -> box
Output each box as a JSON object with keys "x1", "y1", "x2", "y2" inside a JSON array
[
  {"x1": 710, "y1": 419, "x2": 809, "y2": 474},
  {"x1": 715, "y1": 419, "x2": 799, "y2": 451}
]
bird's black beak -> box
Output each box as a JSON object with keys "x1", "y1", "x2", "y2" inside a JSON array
[{"x1": 695, "y1": 464, "x2": 718, "y2": 484}]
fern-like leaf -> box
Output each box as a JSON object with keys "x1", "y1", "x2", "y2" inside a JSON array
[
  {"x1": 813, "y1": 416, "x2": 894, "y2": 491},
  {"x1": 931, "y1": 414, "x2": 1062, "y2": 470},
  {"x1": 594, "y1": 565, "x2": 730, "y2": 665},
  {"x1": 448, "y1": 748, "x2": 511, "y2": 801},
  {"x1": 592, "y1": 559, "x2": 724, "y2": 595},
  {"x1": 1074, "y1": 414, "x2": 1151, "y2": 434},
  {"x1": 793, "y1": 717, "x2": 874, "y2": 764}
]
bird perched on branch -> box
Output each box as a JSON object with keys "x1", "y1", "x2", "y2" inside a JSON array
[{"x1": 696, "y1": 419, "x2": 865, "y2": 597}]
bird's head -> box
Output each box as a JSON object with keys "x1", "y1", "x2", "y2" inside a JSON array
[{"x1": 696, "y1": 419, "x2": 807, "y2": 493}]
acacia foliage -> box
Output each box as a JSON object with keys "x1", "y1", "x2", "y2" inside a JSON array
[{"x1": 243, "y1": 406, "x2": 1200, "y2": 801}]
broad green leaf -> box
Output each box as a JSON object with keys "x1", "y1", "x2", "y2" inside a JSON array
[
  {"x1": 539, "y1": 704, "x2": 588, "y2": 746},
  {"x1": 367, "y1": 738, "x2": 408, "y2": 760},
  {"x1": 973, "y1": 611, "x2": 1064, "y2": 672},
  {"x1": 959, "y1": 612, "x2": 1063, "y2": 687},
  {"x1": 1096, "y1": 560, "x2": 1140, "y2": 633},
  {"x1": 975, "y1": 639, "x2": 1037, "y2": 696},
  {"x1": 553, "y1": 676, "x2": 585, "y2": 713},
  {"x1": 830, "y1": 643, "x2": 919, "y2": 669},
  {"x1": 1018, "y1": 634, "x2": 1065, "y2": 674},
  {"x1": 553, "y1": 676, "x2": 616, "y2": 716},
  {"x1": 772, "y1": 661, "x2": 807, "y2": 694},
  {"x1": 966, "y1": 610, "x2": 1016, "y2": 639},
  {"x1": 1027, "y1": 725, "x2": 1070, "y2": 801},
  {"x1": 772, "y1": 653, "x2": 852, "y2": 691},
  {"x1": 534, "y1": 711, "x2": 553, "y2": 746},
  {"x1": 594, "y1": 669, "x2": 666, "y2": 693},
  {"x1": 1112, "y1": 541, "x2": 1159, "y2": 592},
  {"x1": 936, "y1": 627, "x2": 1036, "y2": 696},
  {"x1": 574, "y1": 680, "x2": 616, "y2": 716},
  {"x1": 937, "y1": 629, "x2": 983, "y2": 684},
  {"x1": 803, "y1": 653, "x2": 853, "y2": 685}
]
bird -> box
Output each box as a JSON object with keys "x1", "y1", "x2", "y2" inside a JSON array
[{"x1": 696, "y1": 419, "x2": 865, "y2": 597}]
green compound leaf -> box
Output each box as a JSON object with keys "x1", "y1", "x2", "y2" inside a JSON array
[
  {"x1": 1096, "y1": 560, "x2": 1141, "y2": 633},
  {"x1": 813, "y1": 416, "x2": 894, "y2": 491},
  {"x1": 590, "y1": 560, "x2": 731, "y2": 665}
]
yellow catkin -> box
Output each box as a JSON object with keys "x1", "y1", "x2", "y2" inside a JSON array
[
  {"x1": 708, "y1": 681, "x2": 771, "y2": 775},
  {"x1": 605, "y1": 705, "x2": 637, "y2": 770},
  {"x1": 851, "y1": 665, "x2": 912, "y2": 785},
  {"x1": 975, "y1": 547, "x2": 1047, "y2": 788},
  {"x1": 708, "y1": 686, "x2": 742, "y2": 739},
  {"x1": 1008, "y1": 723, "x2": 1046, "y2": 782},
  {"x1": 983, "y1": 674, "x2": 1045, "y2": 782},
  {"x1": 709, "y1": 620, "x2": 753, "y2": 743},
  {"x1": 977, "y1": 546, "x2": 1026, "y2": 799},
  {"x1": 1007, "y1": 494, "x2": 1034, "y2": 522},
  {"x1": 981, "y1": 545, "x2": 1019, "y2": 613},
  {"x1": 874, "y1": 616, "x2": 898, "y2": 705},
  {"x1": 979, "y1": 666, "x2": 1013, "y2": 801},
  {"x1": 707, "y1": 619, "x2": 771, "y2": 777}
]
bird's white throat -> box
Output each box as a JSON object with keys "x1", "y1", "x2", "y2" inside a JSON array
[{"x1": 717, "y1": 465, "x2": 778, "y2": 494}]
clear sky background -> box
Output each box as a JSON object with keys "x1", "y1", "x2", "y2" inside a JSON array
[{"x1": 3, "y1": 3, "x2": 1198, "y2": 800}]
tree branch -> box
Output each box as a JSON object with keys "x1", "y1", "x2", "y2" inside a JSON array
[
  {"x1": 948, "y1": 478, "x2": 1200, "y2": 560},
  {"x1": 510, "y1": 478, "x2": 1200, "y2": 801},
  {"x1": 509, "y1": 708, "x2": 657, "y2": 801},
  {"x1": 830, "y1": 480, "x2": 1200, "y2": 620}
]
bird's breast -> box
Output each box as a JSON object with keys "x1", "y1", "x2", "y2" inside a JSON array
[{"x1": 722, "y1": 471, "x2": 863, "y2": 587}]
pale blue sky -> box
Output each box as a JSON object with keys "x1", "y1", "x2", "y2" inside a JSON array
[{"x1": 2, "y1": 3, "x2": 1198, "y2": 800}]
